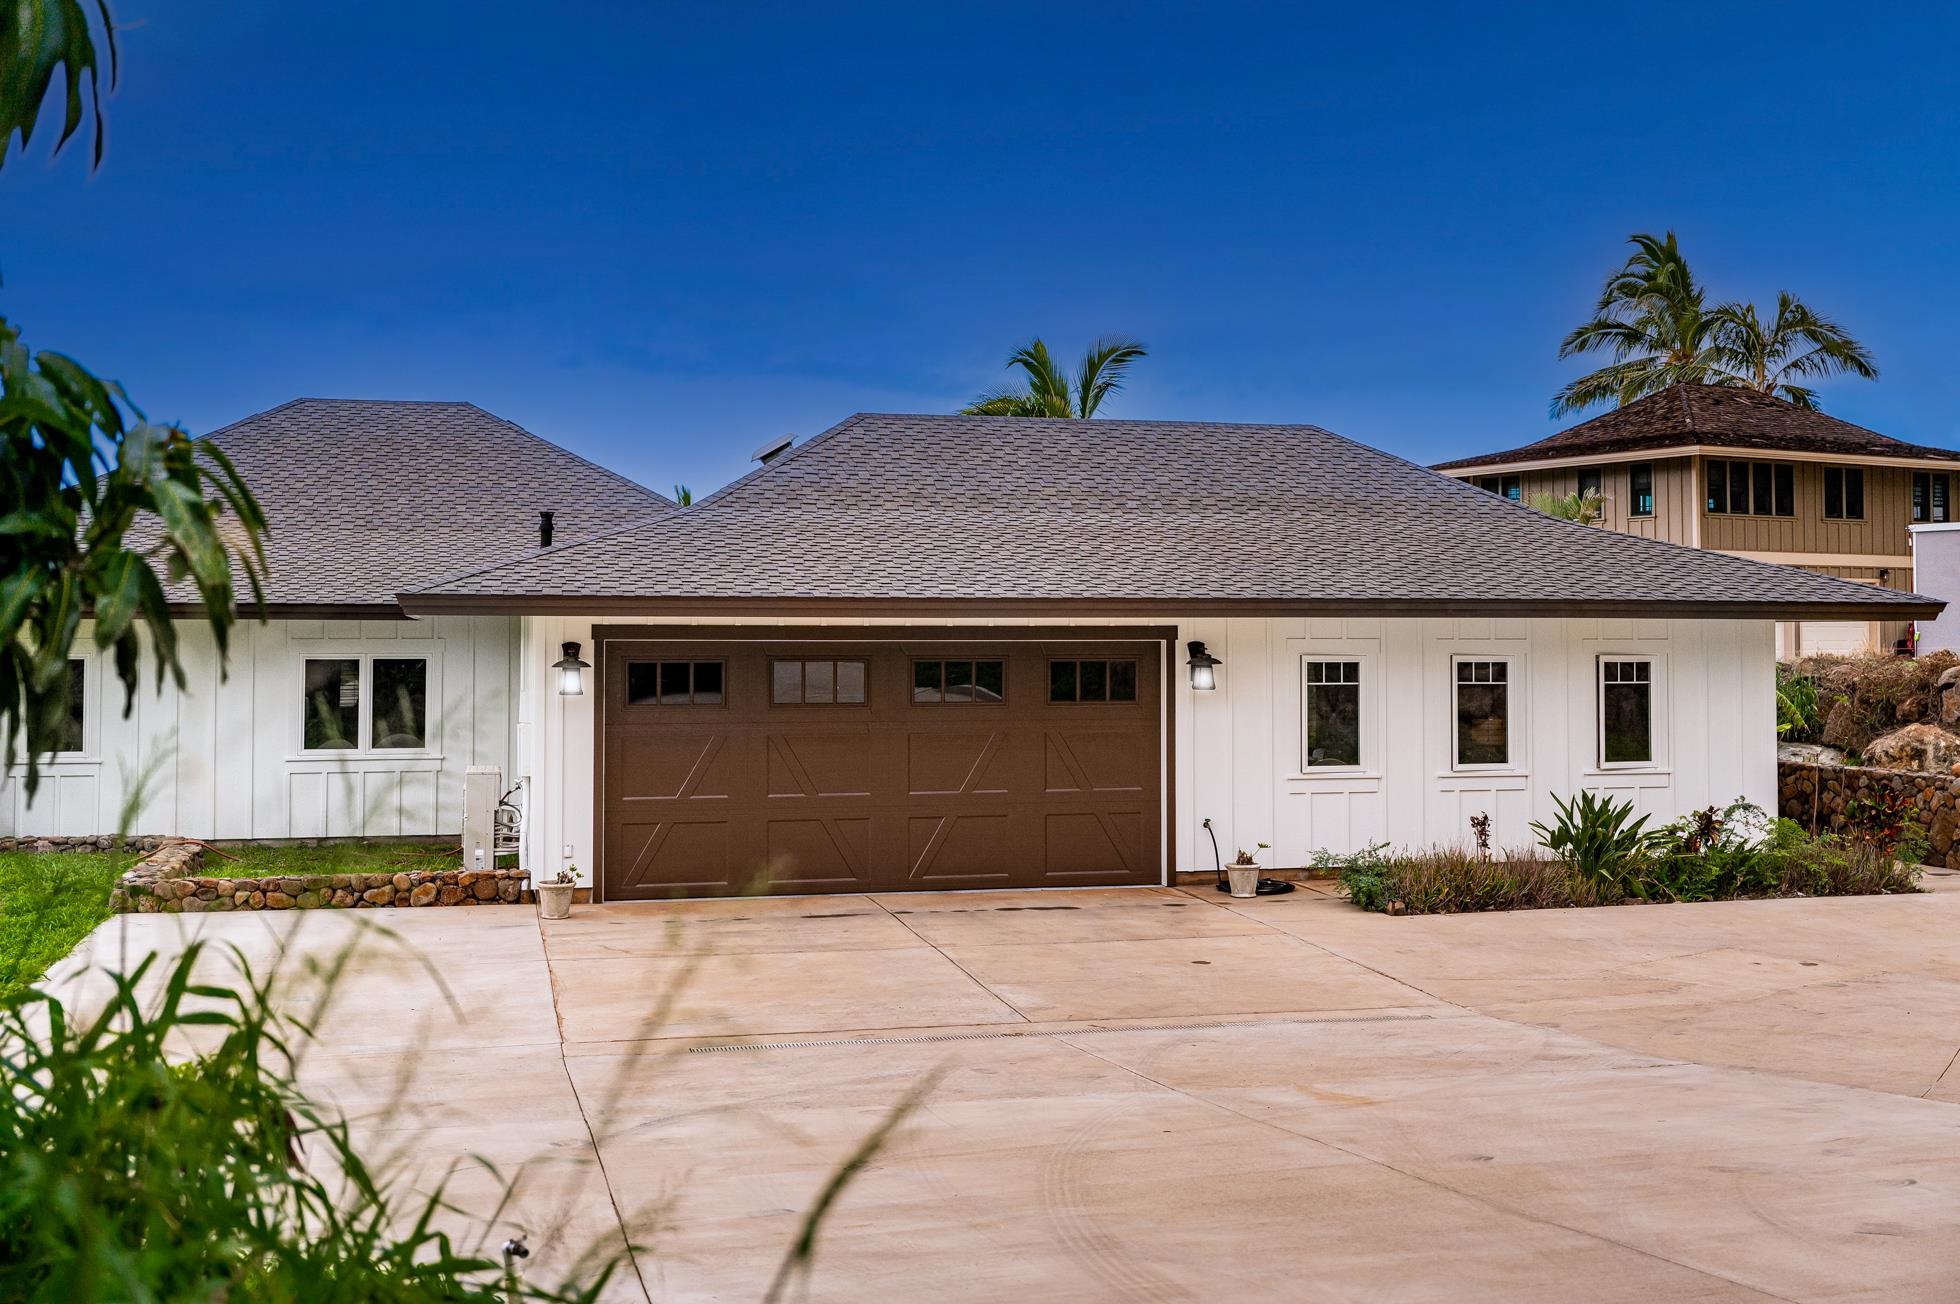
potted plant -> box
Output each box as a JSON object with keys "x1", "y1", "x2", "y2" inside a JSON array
[
  {"x1": 1226, "y1": 843, "x2": 1269, "y2": 899},
  {"x1": 535, "y1": 867, "x2": 576, "y2": 920}
]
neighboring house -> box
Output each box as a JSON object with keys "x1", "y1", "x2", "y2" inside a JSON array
[
  {"x1": 0, "y1": 399, "x2": 672, "y2": 840},
  {"x1": 392, "y1": 411, "x2": 1934, "y2": 899},
  {"x1": 1431, "y1": 384, "x2": 1960, "y2": 658}
]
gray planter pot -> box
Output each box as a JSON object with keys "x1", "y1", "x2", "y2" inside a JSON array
[
  {"x1": 1226, "y1": 866, "x2": 1260, "y2": 898},
  {"x1": 535, "y1": 882, "x2": 575, "y2": 920}
]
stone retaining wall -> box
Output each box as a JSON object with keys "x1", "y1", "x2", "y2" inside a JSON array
[
  {"x1": 1, "y1": 835, "x2": 177, "y2": 854},
  {"x1": 1778, "y1": 760, "x2": 1960, "y2": 867},
  {"x1": 107, "y1": 839, "x2": 530, "y2": 914}
]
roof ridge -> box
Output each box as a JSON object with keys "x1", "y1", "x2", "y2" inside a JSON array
[
  {"x1": 1678, "y1": 384, "x2": 1697, "y2": 432},
  {"x1": 461, "y1": 404, "x2": 674, "y2": 507}
]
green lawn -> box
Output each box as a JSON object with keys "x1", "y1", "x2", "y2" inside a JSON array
[
  {"x1": 0, "y1": 851, "x2": 131, "y2": 995},
  {"x1": 208, "y1": 841, "x2": 458, "y2": 876}
]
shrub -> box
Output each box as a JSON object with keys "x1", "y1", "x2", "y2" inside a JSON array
[
  {"x1": 1775, "y1": 669, "x2": 1822, "y2": 742},
  {"x1": 1641, "y1": 799, "x2": 1780, "y2": 902},
  {"x1": 1530, "y1": 791, "x2": 1658, "y2": 890}
]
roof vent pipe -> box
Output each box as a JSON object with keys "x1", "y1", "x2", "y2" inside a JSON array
[
  {"x1": 751, "y1": 434, "x2": 794, "y2": 465},
  {"x1": 539, "y1": 510, "x2": 555, "y2": 549}
]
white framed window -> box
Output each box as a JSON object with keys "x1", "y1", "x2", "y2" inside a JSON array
[
  {"x1": 1598, "y1": 656, "x2": 1657, "y2": 768},
  {"x1": 1451, "y1": 656, "x2": 1517, "y2": 771},
  {"x1": 1301, "y1": 657, "x2": 1365, "y2": 770},
  {"x1": 301, "y1": 655, "x2": 432, "y2": 752},
  {"x1": 27, "y1": 658, "x2": 88, "y2": 758}
]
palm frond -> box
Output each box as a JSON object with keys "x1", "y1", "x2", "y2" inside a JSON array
[{"x1": 1074, "y1": 337, "x2": 1147, "y2": 418}]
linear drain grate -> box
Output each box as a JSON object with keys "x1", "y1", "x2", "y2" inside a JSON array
[{"x1": 688, "y1": 1011, "x2": 1431, "y2": 1053}]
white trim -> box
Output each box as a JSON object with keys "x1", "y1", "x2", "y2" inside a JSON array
[
  {"x1": 1715, "y1": 549, "x2": 1912, "y2": 570},
  {"x1": 1441, "y1": 444, "x2": 1960, "y2": 477},
  {"x1": 1299, "y1": 652, "x2": 1372, "y2": 775},
  {"x1": 1595, "y1": 652, "x2": 1664, "y2": 771},
  {"x1": 1449, "y1": 653, "x2": 1521, "y2": 773}
]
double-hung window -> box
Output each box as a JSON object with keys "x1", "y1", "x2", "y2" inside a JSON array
[
  {"x1": 1598, "y1": 657, "x2": 1656, "y2": 767},
  {"x1": 302, "y1": 656, "x2": 430, "y2": 751},
  {"x1": 1914, "y1": 471, "x2": 1952, "y2": 524},
  {"x1": 1627, "y1": 463, "x2": 1655, "y2": 518},
  {"x1": 1452, "y1": 657, "x2": 1514, "y2": 769},
  {"x1": 1301, "y1": 659, "x2": 1362, "y2": 769},
  {"x1": 1823, "y1": 466, "x2": 1865, "y2": 520}
]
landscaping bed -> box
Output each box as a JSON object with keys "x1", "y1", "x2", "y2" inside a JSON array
[
  {"x1": 1336, "y1": 795, "x2": 1921, "y2": 916},
  {"x1": 111, "y1": 840, "x2": 527, "y2": 914}
]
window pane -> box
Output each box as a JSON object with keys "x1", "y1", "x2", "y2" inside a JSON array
[
  {"x1": 1502, "y1": 476, "x2": 1521, "y2": 502},
  {"x1": 1751, "y1": 463, "x2": 1772, "y2": 516},
  {"x1": 371, "y1": 658, "x2": 427, "y2": 749},
  {"x1": 692, "y1": 661, "x2": 724, "y2": 704},
  {"x1": 945, "y1": 659, "x2": 976, "y2": 701},
  {"x1": 1938, "y1": 475, "x2": 1951, "y2": 524},
  {"x1": 1706, "y1": 461, "x2": 1727, "y2": 514},
  {"x1": 1456, "y1": 671, "x2": 1509, "y2": 767},
  {"x1": 1845, "y1": 468, "x2": 1864, "y2": 519},
  {"x1": 1577, "y1": 467, "x2": 1601, "y2": 498},
  {"x1": 1305, "y1": 662, "x2": 1360, "y2": 767},
  {"x1": 1079, "y1": 660, "x2": 1108, "y2": 701},
  {"x1": 1824, "y1": 466, "x2": 1843, "y2": 519},
  {"x1": 913, "y1": 660, "x2": 943, "y2": 703},
  {"x1": 975, "y1": 660, "x2": 1004, "y2": 702},
  {"x1": 304, "y1": 658, "x2": 361, "y2": 749},
  {"x1": 659, "y1": 661, "x2": 691, "y2": 705},
  {"x1": 1602, "y1": 661, "x2": 1653, "y2": 764},
  {"x1": 1108, "y1": 660, "x2": 1137, "y2": 702},
  {"x1": 772, "y1": 661, "x2": 802, "y2": 704},
  {"x1": 1914, "y1": 472, "x2": 1928, "y2": 522},
  {"x1": 28, "y1": 660, "x2": 85, "y2": 755},
  {"x1": 804, "y1": 659, "x2": 835, "y2": 704},
  {"x1": 1050, "y1": 660, "x2": 1077, "y2": 702},
  {"x1": 835, "y1": 660, "x2": 866, "y2": 704},
  {"x1": 626, "y1": 662, "x2": 660, "y2": 704},
  {"x1": 1774, "y1": 463, "x2": 1794, "y2": 516},
  {"x1": 1630, "y1": 464, "x2": 1654, "y2": 516}
]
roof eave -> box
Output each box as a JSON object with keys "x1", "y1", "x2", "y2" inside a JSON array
[{"x1": 393, "y1": 592, "x2": 1945, "y2": 622}]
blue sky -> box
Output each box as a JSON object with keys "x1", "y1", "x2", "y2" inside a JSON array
[{"x1": 6, "y1": 2, "x2": 1959, "y2": 497}]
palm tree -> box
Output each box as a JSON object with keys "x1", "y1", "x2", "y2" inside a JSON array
[
  {"x1": 962, "y1": 337, "x2": 1147, "y2": 418},
  {"x1": 1705, "y1": 293, "x2": 1877, "y2": 411},
  {"x1": 1554, "y1": 232, "x2": 1877, "y2": 415}
]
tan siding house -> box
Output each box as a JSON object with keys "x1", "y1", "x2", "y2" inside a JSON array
[{"x1": 1434, "y1": 386, "x2": 1960, "y2": 656}]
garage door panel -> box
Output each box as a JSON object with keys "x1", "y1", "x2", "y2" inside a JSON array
[
  {"x1": 604, "y1": 633, "x2": 1162, "y2": 898},
  {"x1": 906, "y1": 730, "x2": 1012, "y2": 796},
  {"x1": 1044, "y1": 730, "x2": 1148, "y2": 794},
  {"x1": 767, "y1": 733, "x2": 874, "y2": 798},
  {"x1": 908, "y1": 814, "x2": 1016, "y2": 883}
]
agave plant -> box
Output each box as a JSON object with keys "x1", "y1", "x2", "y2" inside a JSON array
[{"x1": 1530, "y1": 790, "x2": 1659, "y2": 888}]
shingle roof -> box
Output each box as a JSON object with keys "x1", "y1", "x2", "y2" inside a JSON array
[
  {"x1": 187, "y1": 399, "x2": 672, "y2": 608},
  {"x1": 1432, "y1": 384, "x2": 1960, "y2": 471},
  {"x1": 404, "y1": 411, "x2": 1938, "y2": 619}
]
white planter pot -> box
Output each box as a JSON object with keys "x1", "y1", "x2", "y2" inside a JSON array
[
  {"x1": 1226, "y1": 866, "x2": 1260, "y2": 899},
  {"x1": 535, "y1": 882, "x2": 575, "y2": 920}
]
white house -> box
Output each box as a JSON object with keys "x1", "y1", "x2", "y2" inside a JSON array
[{"x1": 8, "y1": 404, "x2": 1936, "y2": 898}]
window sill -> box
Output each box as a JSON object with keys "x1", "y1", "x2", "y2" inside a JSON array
[
  {"x1": 285, "y1": 751, "x2": 446, "y2": 764},
  {"x1": 5, "y1": 755, "x2": 102, "y2": 773},
  {"x1": 1438, "y1": 769, "x2": 1531, "y2": 781},
  {"x1": 1585, "y1": 766, "x2": 1672, "y2": 778},
  {"x1": 1285, "y1": 770, "x2": 1382, "y2": 782}
]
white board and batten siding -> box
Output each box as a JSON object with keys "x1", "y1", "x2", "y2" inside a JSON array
[
  {"x1": 518, "y1": 613, "x2": 1775, "y2": 888},
  {"x1": 1, "y1": 616, "x2": 518, "y2": 841}
]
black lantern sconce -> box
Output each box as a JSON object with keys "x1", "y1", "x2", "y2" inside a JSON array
[
  {"x1": 1186, "y1": 640, "x2": 1221, "y2": 691},
  {"x1": 553, "y1": 642, "x2": 590, "y2": 696}
]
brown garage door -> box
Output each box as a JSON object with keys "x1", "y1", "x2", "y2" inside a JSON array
[{"x1": 600, "y1": 630, "x2": 1164, "y2": 898}]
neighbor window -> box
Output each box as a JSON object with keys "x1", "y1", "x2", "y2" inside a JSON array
[
  {"x1": 1049, "y1": 659, "x2": 1138, "y2": 703},
  {"x1": 1598, "y1": 658, "x2": 1654, "y2": 766},
  {"x1": 27, "y1": 659, "x2": 85, "y2": 755},
  {"x1": 1705, "y1": 459, "x2": 1794, "y2": 517},
  {"x1": 627, "y1": 660, "x2": 725, "y2": 705},
  {"x1": 1823, "y1": 465, "x2": 1865, "y2": 520},
  {"x1": 1628, "y1": 463, "x2": 1654, "y2": 517},
  {"x1": 302, "y1": 656, "x2": 430, "y2": 751},
  {"x1": 913, "y1": 659, "x2": 1005, "y2": 703},
  {"x1": 1302, "y1": 659, "x2": 1361, "y2": 768},
  {"x1": 1453, "y1": 658, "x2": 1512, "y2": 768},
  {"x1": 1475, "y1": 474, "x2": 1522, "y2": 501},
  {"x1": 1576, "y1": 467, "x2": 1602, "y2": 499},
  {"x1": 1914, "y1": 471, "x2": 1951, "y2": 524},
  {"x1": 771, "y1": 658, "x2": 867, "y2": 705}
]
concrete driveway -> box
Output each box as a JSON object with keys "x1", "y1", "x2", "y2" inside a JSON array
[{"x1": 54, "y1": 880, "x2": 1960, "y2": 1302}]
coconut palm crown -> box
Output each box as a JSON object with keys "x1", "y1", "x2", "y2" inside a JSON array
[
  {"x1": 963, "y1": 337, "x2": 1147, "y2": 418},
  {"x1": 1554, "y1": 232, "x2": 1875, "y2": 416}
]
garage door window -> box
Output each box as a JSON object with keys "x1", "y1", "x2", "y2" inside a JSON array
[
  {"x1": 1050, "y1": 659, "x2": 1138, "y2": 703},
  {"x1": 627, "y1": 660, "x2": 725, "y2": 706},
  {"x1": 772, "y1": 658, "x2": 868, "y2": 705},
  {"x1": 913, "y1": 659, "x2": 1005, "y2": 703}
]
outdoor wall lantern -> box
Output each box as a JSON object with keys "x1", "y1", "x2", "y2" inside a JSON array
[
  {"x1": 553, "y1": 642, "x2": 590, "y2": 696},
  {"x1": 1186, "y1": 640, "x2": 1221, "y2": 691}
]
